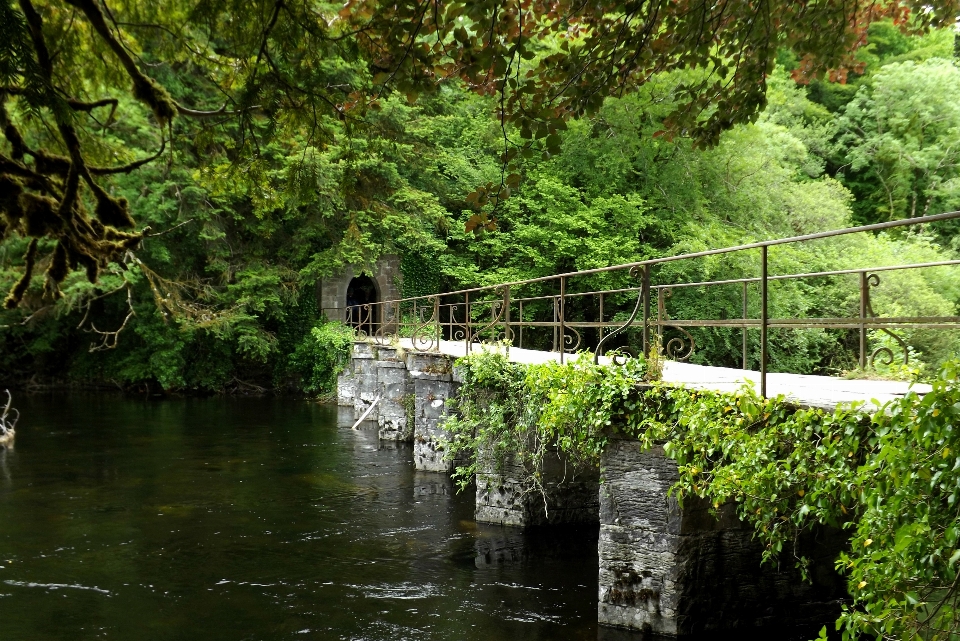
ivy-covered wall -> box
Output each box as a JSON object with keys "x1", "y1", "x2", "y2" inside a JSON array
[{"x1": 442, "y1": 351, "x2": 960, "y2": 641}]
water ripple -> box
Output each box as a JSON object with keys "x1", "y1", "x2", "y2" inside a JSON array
[{"x1": 4, "y1": 580, "x2": 111, "y2": 595}]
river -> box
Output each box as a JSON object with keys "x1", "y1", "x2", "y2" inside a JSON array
[{"x1": 0, "y1": 396, "x2": 601, "y2": 640}]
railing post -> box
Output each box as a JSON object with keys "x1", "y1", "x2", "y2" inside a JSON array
[
  {"x1": 656, "y1": 288, "x2": 664, "y2": 340},
  {"x1": 465, "y1": 292, "x2": 471, "y2": 355},
  {"x1": 742, "y1": 280, "x2": 748, "y2": 370},
  {"x1": 552, "y1": 296, "x2": 558, "y2": 352},
  {"x1": 559, "y1": 276, "x2": 566, "y2": 364},
  {"x1": 433, "y1": 295, "x2": 440, "y2": 347},
  {"x1": 518, "y1": 300, "x2": 524, "y2": 349},
  {"x1": 641, "y1": 265, "x2": 651, "y2": 357},
  {"x1": 503, "y1": 285, "x2": 511, "y2": 354},
  {"x1": 859, "y1": 271, "x2": 867, "y2": 369},
  {"x1": 597, "y1": 292, "x2": 604, "y2": 353},
  {"x1": 446, "y1": 301, "x2": 452, "y2": 342},
  {"x1": 760, "y1": 246, "x2": 768, "y2": 398}
]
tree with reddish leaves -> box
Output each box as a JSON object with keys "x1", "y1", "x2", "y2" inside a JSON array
[
  {"x1": 346, "y1": 1, "x2": 956, "y2": 142},
  {"x1": 339, "y1": 0, "x2": 957, "y2": 226}
]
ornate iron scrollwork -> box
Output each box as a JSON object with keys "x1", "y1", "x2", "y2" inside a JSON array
[
  {"x1": 410, "y1": 295, "x2": 442, "y2": 352},
  {"x1": 863, "y1": 273, "x2": 910, "y2": 367},
  {"x1": 372, "y1": 301, "x2": 395, "y2": 345},
  {"x1": 554, "y1": 296, "x2": 582, "y2": 353},
  {"x1": 449, "y1": 304, "x2": 471, "y2": 343},
  {"x1": 656, "y1": 288, "x2": 695, "y2": 362},
  {"x1": 594, "y1": 265, "x2": 645, "y2": 364},
  {"x1": 470, "y1": 286, "x2": 512, "y2": 345},
  {"x1": 349, "y1": 303, "x2": 374, "y2": 339}
]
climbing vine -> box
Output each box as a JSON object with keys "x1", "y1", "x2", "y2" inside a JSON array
[
  {"x1": 446, "y1": 350, "x2": 960, "y2": 641},
  {"x1": 400, "y1": 251, "x2": 442, "y2": 300},
  {"x1": 442, "y1": 351, "x2": 537, "y2": 492}
]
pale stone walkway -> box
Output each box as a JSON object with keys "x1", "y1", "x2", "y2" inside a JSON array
[{"x1": 395, "y1": 338, "x2": 929, "y2": 410}]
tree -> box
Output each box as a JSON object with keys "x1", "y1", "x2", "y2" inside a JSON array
[
  {"x1": 838, "y1": 58, "x2": 960, "y2": 221},
  {"x1": 1, "y1": 0, "x2": 374, "y2": 309},
  {"x1": 344, "y1": 0, "x2": 957, "y2": 163},
  {"x1": 2, "y1": 0, "x2": 957, "y2": 311}
]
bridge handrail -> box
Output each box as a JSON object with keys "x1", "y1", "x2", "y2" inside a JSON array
[{"x1": 328, "y1": 210, "x2": 960, "y2": 397}]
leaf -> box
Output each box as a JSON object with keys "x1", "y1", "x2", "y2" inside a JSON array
[
  {"x1": 950, "y1": 549, "x2": 960, "y2": 566},
  {"x1": 464, "y1": 214, "x2": 484, "y2": 233}
]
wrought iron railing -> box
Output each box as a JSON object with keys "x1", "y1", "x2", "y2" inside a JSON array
[{"x1": 327, "y1": 211, "x2": 960, "y2": 397}]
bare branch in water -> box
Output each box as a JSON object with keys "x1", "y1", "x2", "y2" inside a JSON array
[{"x1": 0, "y1": 390, "x2": 19, "y2": 436}]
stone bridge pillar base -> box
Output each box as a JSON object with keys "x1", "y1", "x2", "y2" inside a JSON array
[
  {"x1": 406, "y1": 352, "x2": 459, "y2": 472},
  {"x1": 349, "y1": 342, "x2": 379, "y2": 422},
  {"x1": 339, "y1": 345, "x2": 463, "y2": 468},
  {"x1": 336, "y1": 353, "x2": 357, "y2": 407},
  {"x1": 598, "y1": 438, "x2": 847, "y2": 637},
  {"x1": 376, "y1": 346, "x2": 413, "y2": 442},
  {"x1": 475, "y1": 450, "x2": 600, "y2": 528}
]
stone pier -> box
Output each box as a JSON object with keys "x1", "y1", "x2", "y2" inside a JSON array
[
  {"x1": 340, "y1": 342, "x2": 380, "y2": 422},
  {"x1": 474, "y1": 447, "x2": 600, "y2": 527},
  {"x1": 406, "y1": 352, "x2": 459, "y2": 472},
  {"x1": 339, "y1": 342, "x2": 461, "y2": 470},
  {"x1": 597, "y1": 438, "x2": 847, "y2": 636},
  {"x1": 375, "y1": 346, "x2": 413, "y2": 441},
  {"x1": 337, "y1": 341, "x2": 852, "y2": 637}
]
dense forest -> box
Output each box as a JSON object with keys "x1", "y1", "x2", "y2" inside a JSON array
[{"x1": 1, "y1": 15, "x2": 958, "y2": 394}]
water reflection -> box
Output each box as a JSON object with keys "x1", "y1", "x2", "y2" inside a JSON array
[
  {"x1": 0, "y1": 442, "x2": 12, "y2": 488},
  {"x1": 0, "y1": 395, "x2": 603, "y2": 641}
]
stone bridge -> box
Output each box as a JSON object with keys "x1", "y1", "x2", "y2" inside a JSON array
[{"x1": 337, "y1": 338, "x2": 926, "y2": 637}]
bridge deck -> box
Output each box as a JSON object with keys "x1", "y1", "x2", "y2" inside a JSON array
[{"x1": 395, "y1": 339, "x2": 929, "y2": 411}]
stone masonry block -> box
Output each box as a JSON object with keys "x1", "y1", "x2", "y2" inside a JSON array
[
  {"x1": 475, "y1": 443, "x2": 600, "y2": 528},
  {"x1": 352, "y1": 341, "x2": 378, "y2": 360},
  {"x1": 377, "y1": 359, "x2": 413, "y2": 442},
  {"x1": 598, "y1": 438, "x2": 847, "y2": 637},
  {"x1": 407, "y1": 352, "x2": 459, "y2": 472},
  {"x1": 336, "y1": 359, "x2": 357, "y2": 407},
  {"x1": 354, "y1": 356, "x2": 380, "y2": 422}
]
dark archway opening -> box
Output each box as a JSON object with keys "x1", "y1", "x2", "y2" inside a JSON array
[{"x1": 346, "y1": 275, "x2": 379, "y2": 334}]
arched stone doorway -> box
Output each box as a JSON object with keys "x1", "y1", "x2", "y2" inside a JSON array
[
  {"x1": 346, "y1": 275, "x2": 379, "y2": 334},
  {"x1": 318, "y1": 255, "x2": 401, "y2": 331}
]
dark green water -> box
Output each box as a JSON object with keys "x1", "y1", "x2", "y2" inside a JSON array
[{"x1": 0, "y1": 396, "x2": 600, "y2": 641}]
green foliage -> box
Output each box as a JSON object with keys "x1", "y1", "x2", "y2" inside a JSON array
[
  {"x1": 0, "y1": 48, "x2": 459, "y2": 393},
  {"x1": 527, "y1": 353, "x2": 649, "y2": 468},
  {"x1": 290, "y1": 321, "x2": 353, "y2": 397},
  {"x1": 837, "y1": 59, "x2": 960, "y2": 221},
  {"x1": 443, "y1": 350, "x2": 534, "y2": 491},
  {"x1": 449, "y1": 350, "x2": 960, "y2": 640},
  {"x1": 648, "y1": 373, "x2": 960, "y2": 640},
  {"x1": 837, "y1": 362, "x2": 960, "y2": 640},
  {"x1": 444, "y1": 350, "x2": 648, "y2": 491},
  {"x1": 438, "y1": 71, "x2": 958, "y2": 374},
  {"x1": 2, "y1": 7, "x2": 958, "y2": 393},
  {"x1": 347, "y1": 0, "x2": 956, "y2": 156},
  {"x1": 400, "y1": 250, "x2": 441, "y2": 299}
]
